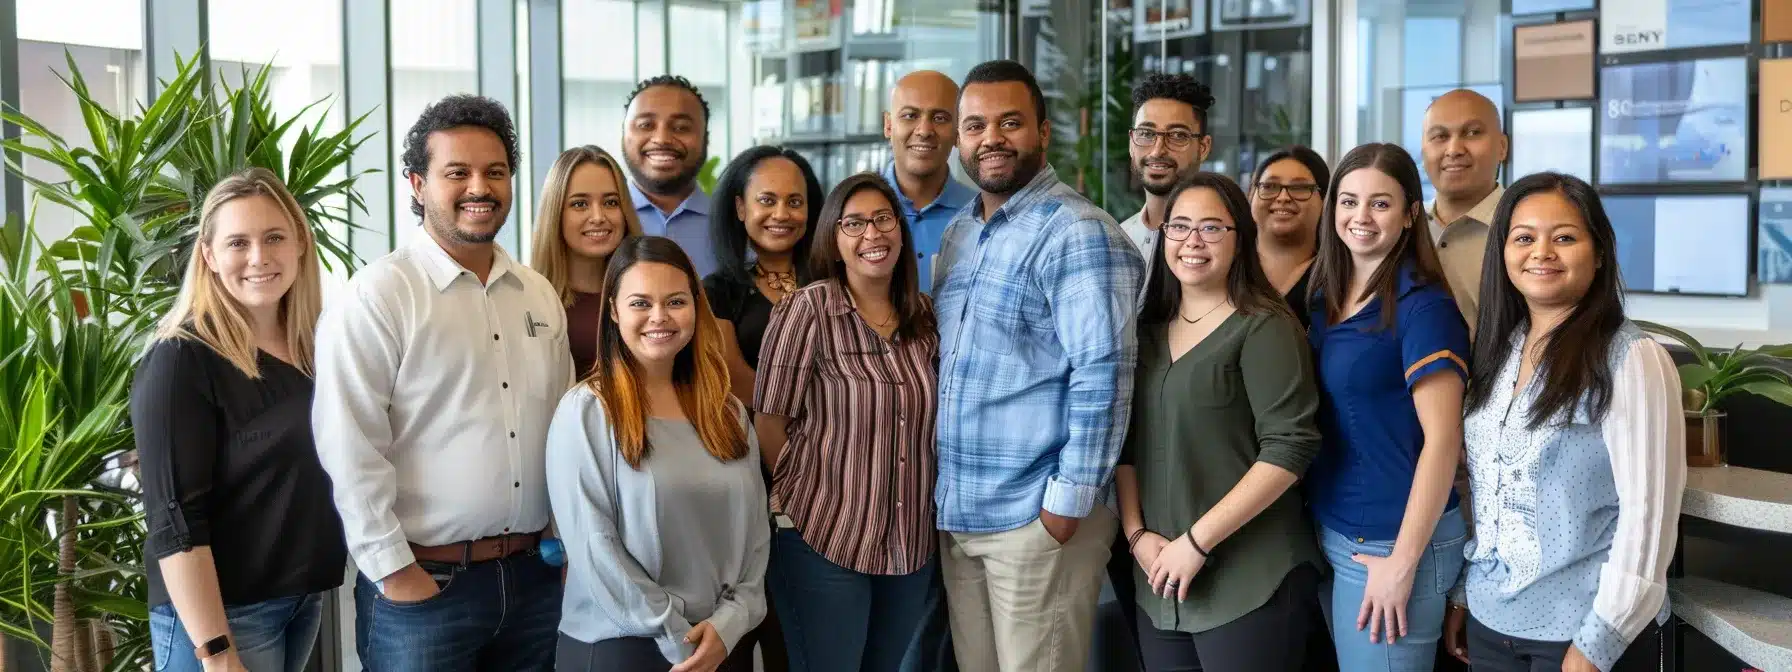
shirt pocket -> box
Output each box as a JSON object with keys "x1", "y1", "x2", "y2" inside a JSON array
[
  {"x1": 1182, "y1": 363, "x2": 1241, "y2": 408},
  {"x1": 520, "y1": 308, "x2": 568, "y2": 400}
]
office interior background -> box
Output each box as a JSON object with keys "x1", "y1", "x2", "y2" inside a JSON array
[{"x1": 2, "y1": 0, "x2": 1789, "y2": 670}]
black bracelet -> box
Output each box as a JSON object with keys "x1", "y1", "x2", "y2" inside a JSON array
[
  {"x1": 1186, "y1": 526, "x2": 1210, "y2": 558},
  {"x1": 1126, "y1": 528, "x2": 1148, "y2": 552}
]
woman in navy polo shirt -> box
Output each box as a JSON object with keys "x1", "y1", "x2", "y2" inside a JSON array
[{"x1": 1305, "y1": 143, "x2": 1470, "y2": 672}]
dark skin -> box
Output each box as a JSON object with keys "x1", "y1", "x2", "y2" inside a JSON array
[
  {"x1": 624, "y1": 85, "x2": 708, "y2": 214},
  {"x1": 956, "y1": 80, "x2": 1051, "y2": 217},
  {"x1": 885, "y1": 70, "x2": 961, "y2": 209},
  {"x1": 1422, "y1": 90, "x2": 1508, "y2": 226}
]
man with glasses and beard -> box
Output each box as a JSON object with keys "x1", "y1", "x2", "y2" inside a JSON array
[
  {"x1": 1120, "y1": 74, "x2": 1215, "y2": 280},
  {"x1": 932, "y1": 59, "x2": 1145, "y2": 672},
  {"x1": 622, "y1": 75, "x2": 719, "y2": 276},
  {"x1": 312, "y1": 95, "x2": 572, "y2": 671}
]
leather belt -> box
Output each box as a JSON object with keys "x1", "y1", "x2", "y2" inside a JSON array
[{"x1": 410, "y1": 532, "x2": 541, "y2": 566}]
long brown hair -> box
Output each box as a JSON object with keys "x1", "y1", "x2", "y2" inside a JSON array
[
  {"x1": 1308, "y1": 143, "x2": 1450, "y2": 330},
  {"x1": 530, "y1": 145, "x2": 645, "y2": 305},
  {"x1": 157, "y1": 168, "x2": 322, "y2": 377},
  {"x1": 1139, "y1": 173, "x2": 1291, "y2": 324},
  {"x1": 587, "y1": 236, "x2": 748, "y2": 468},
  {"x1": 807, "y1": 172, "x2": 935, "y2": 340}
]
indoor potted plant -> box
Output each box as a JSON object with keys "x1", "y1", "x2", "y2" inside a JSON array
[{"x1": 1637, "y1": 321, "x2": 1792, "y2": 467}]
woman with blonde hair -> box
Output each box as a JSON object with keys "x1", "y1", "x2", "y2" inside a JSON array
[
  {"x1": 531, "y1": 145, "x2": 645, "y2": 377},
  {"x1": 135, "y1": 167, "x2": 345, "y2": 672}
]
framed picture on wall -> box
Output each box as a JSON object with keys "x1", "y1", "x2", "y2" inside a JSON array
[
  {"x1": 1136, "y1": 0, "x2": 1206, "y2": 40},
  {"x1": 1762, "y1": 59, "x2": 1792, "y2": 180},
  {"x1": 1514, "y1": 20, "x2": 1596, "y2": 101},
  {"x1": 1510, "y1": 107, "x2": 1594, "y2": 182},
  {"x1": 1760, "y1": 189, "x2": 1792, "y2": 285},
  {"x1": 1598, "y1": 56, "x2": 1749, "y2": 184},
  {"x1": 1605, "y1": 193, "x2": 1751, "y2": 296},
  {"x1": 1600, "y1": 0, "x2": 1750, "y2": 54},
  {"x1": 1211, "y1": 0, "x2": 1309, "y2": 31},
  {"x1": 1770, "y1": 0, "x2": 1792, "y2": 42}
]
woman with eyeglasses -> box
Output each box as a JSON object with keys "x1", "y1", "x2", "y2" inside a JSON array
[
  {"x1": 752, "y1": 173, "x2": 941, "y2": 671},
  {"x1": 1116, "y1": 173, "x2": 1324, "y2": 671},
  {"x1": 1250, "y1": 146, "x2": 1331, "y2": 328}
]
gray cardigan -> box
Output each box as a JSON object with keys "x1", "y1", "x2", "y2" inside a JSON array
[{"x1": 545, "y1": 385, "x2": 769, "y2": 664}]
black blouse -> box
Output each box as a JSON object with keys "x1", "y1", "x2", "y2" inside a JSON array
[
  {"x1": 1284, "y1": 265, "x2": 1314, "y2": 330},
  {"x1": 133, "y1": 338, "x2": 346, "y2": 607},
  {"x1": 703, "y1": 272, "x2": 776, "y2": 368}
]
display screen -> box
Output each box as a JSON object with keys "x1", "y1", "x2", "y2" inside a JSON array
[
  {"x1": 1600, "y1": 0, "x2": 1751, "y2": 53},
  {"x1": 1512, "y1": 0, "x2": 1594, "y2": 15},
  {"x1": 1598, "y1": 57, "x2": 1748, "y2": 185},
  {"x1": 1604, "y1": 194, "x2": 1750, "y2": 296},
  {"x1": 1511, "y1": 107, "x2": 1593, "y2": 183},
  {"x1": 1761, "y1": 189, "x2": 1792, "y2": 285}
]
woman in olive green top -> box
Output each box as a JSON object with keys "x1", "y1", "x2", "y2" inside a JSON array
[{"x1": 1116, "y1": 172, "x2": 1325, "y2": 672}]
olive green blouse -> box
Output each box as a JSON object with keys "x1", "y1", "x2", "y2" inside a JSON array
[{"x1": 1121, "y1": 309, "x2": 1325, "y2": 634}]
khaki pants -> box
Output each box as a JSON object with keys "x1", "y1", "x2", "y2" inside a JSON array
[{"x1": 940, "y1": 507, "x2": 1116, "y2": 672}]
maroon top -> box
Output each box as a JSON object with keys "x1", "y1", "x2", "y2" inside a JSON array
[{"x1": 567, "y1": 291, "x2": 603, "y2": 379}]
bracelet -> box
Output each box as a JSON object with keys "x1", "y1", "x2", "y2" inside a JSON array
[
  {"x1": 1126, "y1": 529, "x2": 1148, "y2": 552},
  {"x1": 1186, "y1": 526, "x2": 1210, "y2": 558}
]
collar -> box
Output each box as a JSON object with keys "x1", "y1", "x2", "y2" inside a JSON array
[
  {"x1": 1395, "y1": 259, "x2": 1430, "y2": 299},
  {"x1": 1428, "y1": 185, "x2": 1503, "y2": 236},
  {"x1": 630, "y1": 181, "x2": 711, "y2": 218},
  {"x1": 882, "y1": 161, "x2": 976, "y2": 214},
  {"x1": 820, "y1": 279, "x2": 860, "y2": 317},
  {"x1": 409, "y1": 233, "x2": 516, "y2": 292},
  {"x1": 974, "y1": 164, "x2": 1061, "y2": 223}
]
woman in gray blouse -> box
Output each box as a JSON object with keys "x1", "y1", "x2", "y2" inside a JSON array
[{"x1": 546, "y1": 236, "x2": 769, "y2": 672}]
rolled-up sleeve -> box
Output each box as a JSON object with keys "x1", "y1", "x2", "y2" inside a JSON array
[
  {"x1": 1575, "y1": 338, "x2": 1685, "y2": 671},
  {"x1": 132, "y1": 340, "x2": 219, "y2": 559},
  {"x1": 1238, "y1": 315, "x2": 1322, "y2": 475},
  {"x1": 1039, "y1": 218, "x2": 1145, "y2": 518}
]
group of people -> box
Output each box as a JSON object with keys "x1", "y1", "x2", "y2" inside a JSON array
[{"x1": 132, "y1": 56, "x2": 1687, "y2": 672}]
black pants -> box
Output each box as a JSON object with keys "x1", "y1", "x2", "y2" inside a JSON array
[
  {"x1": 1134, "y1": 563, "x2": 1320, "y2": 672},
  {"x1": 1100, "y1": 530, "x2": 1145, "y2": 671},
  {"x1": 555, "y1": 634, "x2": 755, "y2": 672},
  {"x1": 1465, "y1": 616, "x2": 1662, "y2": 672}
]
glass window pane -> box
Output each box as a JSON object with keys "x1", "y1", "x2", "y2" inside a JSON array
[
  {"x1": 563, "y1": 0, "x2": 639, "y2": 156},
  {"x1": 672, "y1": 4, "x2": 731, "y2": 156},
  {"x1": 390, "y1": 0, "x2": 479, "y2": 251}
]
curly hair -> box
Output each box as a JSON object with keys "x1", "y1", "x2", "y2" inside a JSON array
[
  {"x1": 1131, "y1": 73, "x2": 1217, "y2": 132},
  {"x1": 401, "y1": 94, "x2": 521, "y2": 218},
  {"x1": 624, "y1": 74, "x2": 712, "y2": 124}
]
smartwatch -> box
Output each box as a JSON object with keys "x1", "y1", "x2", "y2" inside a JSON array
[{"x1": 196, "y1": 634, "x2": 231, "y2": 659}]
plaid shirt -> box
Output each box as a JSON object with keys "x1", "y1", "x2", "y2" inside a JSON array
[{"x1": 931, "y1": 165, "x2": 1145, "y2": 533}]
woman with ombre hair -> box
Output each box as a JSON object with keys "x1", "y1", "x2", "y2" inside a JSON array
[
  {"x1": 136, "y1": 167, "x2": 345, "y2": 672},
  {"x1": 546, "y1": 236, "x2": 769, "y2": 672},
  {"x1": 531, "y1": 145, "x2": 646, "y2": 377}
]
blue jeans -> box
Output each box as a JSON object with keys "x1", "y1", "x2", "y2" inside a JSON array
[
  {"x1": 767, "y1": 528, "x2": 939, "y2": 672},
  {"x1": 353, "y1": 551, "x2": 562, "y2": 672},
  {"x1": 150, "y1": 592, "x2": 325, "y2": 672},
  {"x1": 1318, "y1": 508, "x2": 1468, "y2": 672}
]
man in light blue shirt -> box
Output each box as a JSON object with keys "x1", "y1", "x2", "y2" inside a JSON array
[
  {"x1": 622, "y1": 75, "x2": 718, "y2": 277},
  {"x1": 877, "y1": 70, "x2": 976, "y2": 294},
  {"x1": 933, "y1": 60, "x2": 1144, "y2": 672}
]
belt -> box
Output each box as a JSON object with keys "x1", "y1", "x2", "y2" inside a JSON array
[{"x1": 410, "y1": 532, "x2": 541, "y2": 566}]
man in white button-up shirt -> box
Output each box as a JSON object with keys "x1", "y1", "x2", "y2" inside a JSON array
[{"x1": 312, "y1": 94, "x2": 574, "y2": 671}]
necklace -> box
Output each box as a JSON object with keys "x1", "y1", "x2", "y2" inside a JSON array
[
  {"x1": 1178, "y1": 300, "x2": 1225, "y2": 325},
  {"x1": 753, "y1": 263, "x2": 797, "y2": 297}
]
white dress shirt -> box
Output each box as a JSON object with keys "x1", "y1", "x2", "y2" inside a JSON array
[{"x1": 312, "y1": 234, "x2": 575, "y2": 581}]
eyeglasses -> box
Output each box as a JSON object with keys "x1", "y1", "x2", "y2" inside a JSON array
[
  {"x1": 1129, "y1": 128, "x2": 1205, "y2": 148},
  {"x1": 1254, "y1": 182, "x2": 1320, "y2": 201},
  {"x1": 840, "y1": 213, "x2": 900, "y2": 237},
  {"x1": 1163, "y1": 222, "x2": 1237, "y2": 243}
]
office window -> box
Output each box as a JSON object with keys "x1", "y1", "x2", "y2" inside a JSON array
[
  {"x1": 563, "y1": 0, "x2": 638, "y2": 157},
  {"x1": 390, "y1": 0, "x2": 479, "y2": 251},
  {"x1": 671, "y1": 3, "x2": 732, "y2": 156}
]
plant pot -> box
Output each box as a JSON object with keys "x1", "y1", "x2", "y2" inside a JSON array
[{"x1": 1685, "y1": 409, "x2": 1726, "y2": 468}]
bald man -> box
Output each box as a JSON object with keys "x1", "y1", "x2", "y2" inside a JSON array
[
  {"x1": 881, "y1": 70, "x2": 977, "y2": 293},
  {"x1": 1421, "y1": 89, "x2": 1508, "y2": 334}
]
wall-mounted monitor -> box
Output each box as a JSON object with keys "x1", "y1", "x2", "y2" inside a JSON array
[
  {"x1": 1761, "y1": 189, "x2": 1792, "y2": 285},
  {"x1": 1605, "y1": 193, "x2": 1751, "y2": 296},
  {"x1": 1600, "y1": 0, "x2": 1751, "y2": 54},
  {"x1": 1512, "y1": 0, "x2": 1594, "y2": 15},
  {"x1": 1514, "y1": 20, "x2": 1596, "y2": 102},
  {"x1": 1598, "y1": 56, "x2": 1748, "y2": 185},
  {"x1": 1211, "y1": 0, "x2": 1309, "y2": 31},
  {"x1": 1511, "y1": 107, "x2": 1594, "y2": 183}
]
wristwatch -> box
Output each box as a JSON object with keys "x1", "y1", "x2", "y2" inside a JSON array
[{"x1": 195, "y1": 634, "x2": 231, "y2": 660}]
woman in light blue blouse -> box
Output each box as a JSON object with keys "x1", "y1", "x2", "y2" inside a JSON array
[{"x1": 1444, "y1": 173, "x2": 1685, "y2": 672}]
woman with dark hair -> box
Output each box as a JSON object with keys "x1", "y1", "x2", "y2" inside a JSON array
[
  {"x1": 546, "y1": 236, "x2": 768, "y2": 672},
  {"x1": 752, "y1": 172, "x2": 941, "y2": 671},
  {"x1": 1441, "y1": 173, "x2": 1684, "y2": 672},
  {"x1": 1305, "y1": 143, "x2": 1470, "y2": 672},
  {"x1": 1250, "y1": 146, "x2": 1331, "y2": 327},
  {"x1": 1116, "y1": 173, "x2": 1324, "y2": 671},
  {"x1": 705, "y1": 146, "x2": 824, "y2": 403}
]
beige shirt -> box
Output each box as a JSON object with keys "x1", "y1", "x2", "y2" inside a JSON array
[{"x1": 1427, "y1": 186, "x2": 1503, "y2": 336}]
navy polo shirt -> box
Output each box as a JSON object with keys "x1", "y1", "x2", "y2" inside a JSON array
[
  {"x1": 879, "y1": 162, "x2": 975, "y2": 294},
  {"x1": 1306, "y1": 262, "x2": 1469, "y2": 541}
]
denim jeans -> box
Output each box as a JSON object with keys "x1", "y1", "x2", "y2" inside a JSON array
[
  {"x1": 1318, "y1": 508, "x2": 1469, "y2": 672},
  {"x1": 353, "y1": 551, "x2": 562, "y2": 672},
  {"x1": 1465, "y1": 615, "x2": 1662, "y2": 672},
  {"x1": 767, "y1": 528, "x2": 939, "y2": 672},
  {"x1": 151, "y1": 592, "x2": 326, "y2": 672}
]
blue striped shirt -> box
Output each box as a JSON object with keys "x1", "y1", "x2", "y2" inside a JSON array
[{"x1": 931, "y1": 165, "x2": 1145, "y2": 533}]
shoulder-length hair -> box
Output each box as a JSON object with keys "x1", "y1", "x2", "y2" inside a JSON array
[
  {"x1": 156, "y1": 167, "x2": 322, "y2": 378},
  {"x1": 709, "y1": 145, "x2": 823, "y2": 284},
  {"x1": 530, "y1": 145, "x2": 645, "y2": 305},
  {"x1": 806, "y1": 172, "x2": 935, "y2": 341},
  {"x1": 587, "y1": 236, "x2": 748, "y2": 468},
  {"x1": 1466, "y1": 172, "x2": 1627, "y2": 428},
  {"x1": 1307, "y1": 142, "x2": 1450, "y2": 330},
  {"x1": 1140, "y1": 173, "x2": 1292, "y2": 324}
]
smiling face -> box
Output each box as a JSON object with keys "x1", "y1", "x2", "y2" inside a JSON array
[
  {"x1": 201, "y1": 194, "x2": 304, "y2": 317},
  {"x1": 623, "y1": 85, "x2": 708, "y2": 196},
  {"x1": 560, "y1": 161, "x2": 628, "y2": 262},
  {"x1": 957, "y1": 81, "x2": 1049, "y2": 196},
  {"x1": 1252, "y1": 158, "x2": 1323, "y2": 243},
  {"x1": 886, "y1": 71, "x2": 959, "y2": 180},
  {"x1": 412, "y1": 126, "x2": 513, "y2": 245},
  {"x1": 1504, "y1": 190, "x2": 1599, "y2": 310},
  {"x1": 1129, "y1": 98, "x2": 1208, "y2": 197},
  {"x1": 736, "y1": 157, "x2": 809, "y2": 256},
  {"x1": 835, "y1": 187, "x2": 904, "y2": 284},
  {"x1": 611, "y1": 261, "x2": 698, "y2": 366},
  {"x1": 1421, "y1": 91, "x2": 1508, "y2": 202},
  {"x1": 1332, "y1": 167, "x2": 1415, "y2": 265},
  {"x1": 1162, "y1": 187, "x2": 1237, "y2": 290}
]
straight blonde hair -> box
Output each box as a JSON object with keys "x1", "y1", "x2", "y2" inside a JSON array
[
  {"x1": 156, "y1": 167, "x2": 323, "y2": 378},
  {"x1": 530, "y1": 145, "x2": 645, "y2": 305}
]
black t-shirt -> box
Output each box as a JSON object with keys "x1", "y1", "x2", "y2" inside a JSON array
[
  {"x1": 1285, "y1": 265, "x2": 1314, "y2": 330},
  {"x1": 703, "y1": 272, "x2": 776, "y2": 368},
  {"x1": 133, "y1": 337, "x2": 346, "y2": 607}
]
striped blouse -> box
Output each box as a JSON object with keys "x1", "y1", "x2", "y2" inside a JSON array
[{"x1": 753, "y1": 280, "x2": 939, "y2": 575}]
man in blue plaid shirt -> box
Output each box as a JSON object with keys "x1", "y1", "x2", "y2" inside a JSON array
[{"x1": 930, "y1": 59, "x2": 1146, "y2": 672}]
